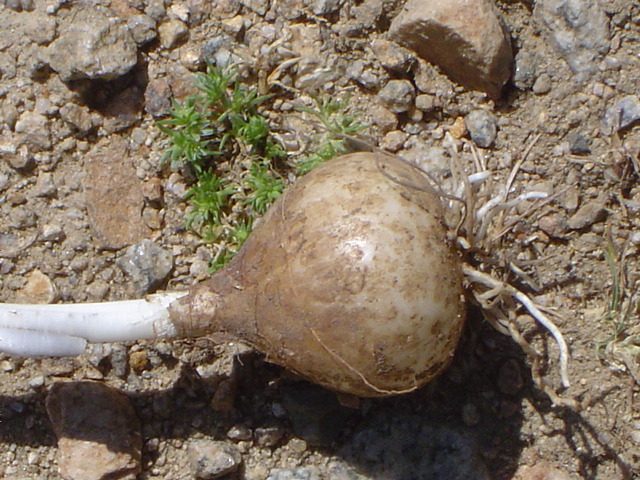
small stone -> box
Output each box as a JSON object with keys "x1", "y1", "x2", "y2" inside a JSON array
[
  {"x1": 449, "y1": 116, "x2": 467, "y2": 140},
  {"x1": 2, "y1": 144, "x2": 35, "y2": 172},
  {"x1": 14, "y1": 270, "x2": 57, "y2": 304},
  {"x1": 532, "y1": 73, "x2": 552, "y2": 95},
  {"x1": 158, "y1": 19, "x2": 189, "y2": 50},
  {"x1": 15, "y1": 112, "x2": 51, "y2": 151},
  {"x1": 267, "y1": 467, "x2": 322, "y2": 480},
  {"x1": 381, "y1": 130, "x2": 409, "y2": 152},
  {"x1": 602, "y1": 95, "x2": 640, "y2": 134},
  {"x1": 538, "y1": 213, "x2": 569, "y2": 239},
  {"x1": 59, "y1": 103, "x2": 98, "y2": 135},
  {"x1": 389, "y1": 0, "x2": 512, "y2": 98},
  {"x1": 46, "y1": 382, "x2": 142, "y2": 480},
  {"x1": 46, "y1": 8, "x2": 138, "y2": 81},
  {"x1": 116, "y1": 239, "x2": 173, "y2": 295},
  {"x1": 378, "y1": 79, "x2": 415, "y2": 113},
  {"x1": 127, "y1": 14, "x2": 157, "y2": 45},
  {"x1": 567, "y1": 201, "x2": 608, "y2": 230},
  {"x1": 129, "y1": 350, "x2": 150, "y2": 373},
  {"x1": 144, "y1": 78, "x2": 173, "y2": 117},
  {"x1": 465, "y1": 109, "x2": 498, "y2": 148},
  {"x1": 188, "y1": 440, "x2": 242, "y2": 480},
  {"x1": 34, "y1": 172, "x2": 57, "y2": 197},
  {"x1": 415, "y1": 93, "x2": 438, "y2": 112},
  {"x1": 255, "y1": 425, "x2": 285, "y2": 448},
  {"x1": 512, "y1": 50, "x2": 538, "y2": 90},
  {"x1": 497, "y1": 359, "x2": 523, "y2": 395},
  {"x1": 567, "y1": 131, "x2": 590, "y2": 155},
  {"x1": 371, "y1": 38, "x2": 415, "y2": 73},
  {"x1": 227, "y1": 425, "x2": 253, "y2": 442},
  {"x1": 41, "y1": 223, "x2": 65, "y2": 242}
]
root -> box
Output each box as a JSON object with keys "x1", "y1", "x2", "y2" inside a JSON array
[{"x1": 462, "y1": 264, "x2": 574, "y2": 394}]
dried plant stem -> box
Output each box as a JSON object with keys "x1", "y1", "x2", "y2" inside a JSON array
[{"x1": 462, "y1": 264, "x2": 571, "y2": 389}]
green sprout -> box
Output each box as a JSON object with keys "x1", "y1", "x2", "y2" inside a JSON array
[{"x1": 296, "y1": 95, "x2": 368, "y2": 175}]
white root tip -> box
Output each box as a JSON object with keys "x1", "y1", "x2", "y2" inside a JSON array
[{"x1": 0, "y1": 292, "x2": 188, "y2": 357}]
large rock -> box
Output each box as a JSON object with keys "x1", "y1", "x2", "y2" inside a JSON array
[
  {"x1": 535, "y1": 0, "x2": 610, "y2": 82},
  {"x1": 84, "y1": 136, "x2": 152, "y2": 249},
  {"x1": 46, "y1": 382, "x2": 142, "y2": 480},
  {"x1": 46, "y1": 7, "x2": 138, "y2": 81},
  {"x1": 388, "y1": 0, "x2": 512, "y2": 99}
]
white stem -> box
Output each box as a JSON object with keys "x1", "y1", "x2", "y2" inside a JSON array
[{"x1": 0, "y1": 292, "x2": 188, "y2": 357}]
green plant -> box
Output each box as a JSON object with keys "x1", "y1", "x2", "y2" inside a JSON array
[
  {"x1": 158, "y1": 64, "x2": 285, "y2": 271},
  {"x1": 296, "y1": 96, "x2": 368, "y2": 175}
]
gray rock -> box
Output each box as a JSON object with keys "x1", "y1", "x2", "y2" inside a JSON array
[
  {"x1": 311, "y1": 0, "x2": 341, "y2": 15},
  {"x1": 117, "y1": 240, "x2": 173, "y2": 295},
  {"x1": 144, "y1": 78, "x2": 173, "y2": 117},
  {"x1": 535, "y1": 0, "x2": 610, "y2": 82},
  {"x1": 602, "y1": 95, "x2": 640, "y2": 134},
  {"x1": 46, "y1": 8, "x2": 138, "y2": 81},
  {"x1": 127, "y1": 14, "x2": 157, "y2": 46},
  {"x1": 188, "y1": 440, "x2": 243, "y2": 480},
  {"x1": 14, "y1": 111, "x2": 51, "y2": 151},
  {"x1": 465, "y1": 109, "x2": 498, "y2": 148},
  {"x1": 267, "y1": 467, "x2": 322, "y2": 480},
  {"x1": 512, "y1": 50, "x2": 538, "y2": 90},
  {"x1": 378, "y1": 79, "x2": 415, "y2": 113},
  {"x1": 371, "y1": 38, "x2": 415, "y2": 74},
  {"x1": 567, "y1": 131, "x2": 590, "y2": 154},
  {"x1": 389, "y1": 0, "x2": 512, "y2": 99},
  {"x1": 46, "y1": 381, "x2": 142, "y2": 480},
  {"x1": 532, "y1": 72, "x2": 552, "y2": 95},
  {"x1": 255, "y1": 424, "x2": 286, "y2": 448}
]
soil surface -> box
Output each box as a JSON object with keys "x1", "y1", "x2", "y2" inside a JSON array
[{"x1": 1, "y1": 1, "x2": 640, "y2": 480}]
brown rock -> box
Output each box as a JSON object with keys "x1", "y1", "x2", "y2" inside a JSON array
[
  {"x1": 46, "y1": 381, "x2": 142, "y2": 480},
  {"x1": 84, "y1": 137, "x2": 152, "y2": 249},
  {"x1": 389, "y1": 0, "x2": 513, "y2": 99},
  {"x1": 14, "y1": 269, "x2": 57, "y2": 304}
]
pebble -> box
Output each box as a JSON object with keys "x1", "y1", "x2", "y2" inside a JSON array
[
  {"x1": 15, "y1": 111, "x2": 51, "y2": 151},
  {"x1": 371, "y1": 38, "x2": 415, "y2": 73},
  {"x1": 465, "y1": 109, "x2": 498, "y2": 148},
  {"x1": 532, "y1": 73, "x2": 552, "y2": 95},
  {"x1": 566, "y1": 131, "x2": 590, "y2": 155},
  {"x1": 267, "y1": 467, "x2": 322, "y2": 480},
  {"x1": 46, "y1": 381, "x2": 142, "y2": 480},
  {"x1": 567, "y1": 201, "x2": 608, "y2": 230},
  {"x1": 378, "y1": 79, "x2": 415, "y2": 113},
  {"x1": 512, "y1": 50, "x2": 538, "y2": 90},
  {"x1": 187, "y1": 440, "x2": 243, "y2": 480},
  {"x1": 536, "y1": 0, "x2": 610, "y2": 82},
  {"x1": 127, "y1": 14, "x2": 157, "y2": 45},
  {"x1": 144, "y1": 78, "x2": 173, "y2": 117},
  {"x1": 227, "y1": 424, "x2": 253, "y2": 442},
  {"x1": 512, "y1": 461, "x2": 572, "y2": 480},
  {"x1": 158, "y1": 19, "x2": 189, "y2": 50},
  {"x1": 14, "y1": 269, "x2": 57, "y2": 304},
  {"x1": 602, "y1": 95, "x2": 640, "y2": 134},
  {"x1": 389, "y1": 0, "x2": 512, "y2": 98},
  {"x1": 116, "y1": 239, "x2": 173, "y2": 295},
  {"x1": 254, "y1": 424, "x2": 286, "y2": 448},
  {"x1": 45, "y1": 7, "x2": 138, "y2": 81}
]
